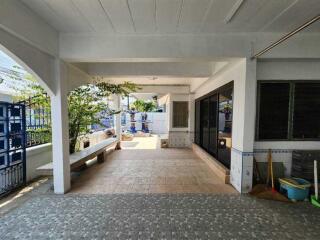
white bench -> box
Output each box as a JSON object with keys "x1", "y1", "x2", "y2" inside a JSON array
[{"x1": 36, "y1": 138, "x2": 119, "y2": 176}]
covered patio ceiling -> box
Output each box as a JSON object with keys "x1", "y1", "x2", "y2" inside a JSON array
[
  {"x1": 18, "y1": 0, "x2": 320, "y2": 90},
  {"x1": 71, "y1": 60, "x2": 230, "y2": 91},
  {"x1": 22, "y1": 0, "x2": 320, "y2": 34}
]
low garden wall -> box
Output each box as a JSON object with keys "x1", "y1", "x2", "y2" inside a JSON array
[
  {"x1": 25, "y1": 129, "x2": 114, "y2": 182},
  {"x1": 26, "y1": 143, "x2": 52, "y2": 182}
]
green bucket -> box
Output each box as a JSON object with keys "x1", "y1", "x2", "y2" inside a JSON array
[{"x1": 311, "y1": 195, "x2": 320, "y2": 208}]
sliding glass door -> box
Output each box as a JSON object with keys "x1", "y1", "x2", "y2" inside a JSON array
[
  {"x1": 208, "y1": 95, "x2": 218, "y2": 157},
  {"x1": 195, "y1": 83, "x2": 233, "y2": 168},
  {"x1": 217, "y1": 88, "x2": 233, "y2": 168},
  {"x1": 200, "y1": 98, "x2": 209, "y2": 151}
]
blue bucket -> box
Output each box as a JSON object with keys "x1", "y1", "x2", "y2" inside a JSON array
[{"x1": 279, "y1": 178, "x2": 311, "y2": 201}]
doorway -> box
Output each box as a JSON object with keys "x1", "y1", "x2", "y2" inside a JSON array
[{"x1": 195, "y1": 82, "x2": 233, "y2": 168}]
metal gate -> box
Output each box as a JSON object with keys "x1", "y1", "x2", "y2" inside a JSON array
[{"x1": 0, "y1": 102, "x2": 26, "y2": 196}]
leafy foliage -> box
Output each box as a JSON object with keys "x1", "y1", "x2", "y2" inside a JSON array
[
  {"x1": 130, "y1": 99, "x2": 157, "y2": 112},
  {"x1": 1, "y1": 67, "x2": 139, "y2": 153}
]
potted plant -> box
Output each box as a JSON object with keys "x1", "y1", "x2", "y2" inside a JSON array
[{"x1": 131, "y1": 100, "x2": 156, "y2": 133}]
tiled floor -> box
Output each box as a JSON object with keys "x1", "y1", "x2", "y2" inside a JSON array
[
  {"x1": 1, "y1": 136, "x2": 319, "y2": 239},
  {"x1": 71, "y1": 136, "x2": 236, "y2": 194},
  {"x1": 1, "y1": 193, "x2": 319, "y2": 239}
]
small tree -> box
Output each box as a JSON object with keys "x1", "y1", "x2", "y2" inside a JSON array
[
  {"x1": 1, "y1": 66, "x2": 139, "y2": 153},
  {"x1": 68, "y1": 82, "x2": 138, "y2": 153},
  {"x1": 131, "y1": 99, "x2": 156, "y2": 112}
]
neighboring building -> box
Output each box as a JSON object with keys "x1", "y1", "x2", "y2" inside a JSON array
[{"x1": 0, "y1": 89, "x2": 14, "y2": 102}]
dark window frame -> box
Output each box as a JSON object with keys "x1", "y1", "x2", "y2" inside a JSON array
[
  {"x1": 194, "y1": 81, "x2": 234, "y2": 167},
  {"x1": 172, "y1": 101, "x2": 189, "y2": 128},
  {"x1": 256, "y1": 80, "x2": 320, "y2": 141}
]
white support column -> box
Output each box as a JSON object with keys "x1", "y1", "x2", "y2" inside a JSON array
[
  {"x1": 230, "y1": 58, "x2": 257, "y2": 193},
  {"x1": 50, "y1": 60, "x2": 70, "y2": 194},
  {"x1": 113, "y1": 95, "x2": 121, "y2": 141}
]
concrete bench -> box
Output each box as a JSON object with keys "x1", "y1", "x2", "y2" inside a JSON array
[{"x1": 36, "y1": 138, "x2": 119, "y2": 176}]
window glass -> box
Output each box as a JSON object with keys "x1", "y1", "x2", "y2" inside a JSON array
[
  {"x1": 218, "y1": 89, "x2": 233, "y2": 168},
  {"x1": 172, "y1": 101, "x2": 188, "y2": 128},
  {"x1": 195, "y1": 101, "x2": 201, "y2": 145},
  {"x1": 200, "y1": 99, "x2": 209, "y2": 150},
  {"x1": 208, "y1": 95, "x2": 218, "y2": 156},
  {"x1": 194, "y1": 83, "x2": 233, "y2": 168},
  {"x1": 293, "y1": 83, "x2": 320, "y2": 139},
  {"x1": 258, "y1": 83, "x2": 290, "y2": 140}
]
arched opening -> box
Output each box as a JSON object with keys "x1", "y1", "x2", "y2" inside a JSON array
[
  {"x1": 0, "y1": 46, "x2": 54, "y2": 196},
  {"x1": 0, "y1": 44, "x2": 54, "y2": 96}
]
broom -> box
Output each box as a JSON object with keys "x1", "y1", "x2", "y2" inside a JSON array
[
  {"x1": 250, "y1": 149, "x2": 289, "y2": 202},
  {"x1": 267, "y1": 149, "x2": 276, "y2": 193}
]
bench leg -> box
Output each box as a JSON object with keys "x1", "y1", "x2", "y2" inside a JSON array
[
  {"x1": 116, "y1": 141, "x2": 121, "y2": 150},
  {"x1": 97, "y1": 151, "x2": 106, "y2": 163}
]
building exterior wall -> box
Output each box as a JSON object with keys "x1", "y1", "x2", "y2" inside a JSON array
[
  {"x1": 254, "y1": 60, "x2": 320, "y2": 177},
  {"x1": 193, "y1": 59, "x2": 320, "y2": 193},
  {"x1": 194, "y1": 59, "x2": 257, "y2": 193}
]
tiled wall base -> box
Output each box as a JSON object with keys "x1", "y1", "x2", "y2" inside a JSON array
[
  {"x1": 192, "y1": 144, "x2": 230, "y2": 184},
  {"x1": 231, "y1": 148, "x2": 301, "y2": 193},
  {"x1": 168, "y1": 131, "x2": 191, "y2": 148},
  {"x1": 254, "y1": 149, "x2": 292, "y2": 176},
  {"x1": 230, "y1": 148, "x2": 253, "y2": 193}
]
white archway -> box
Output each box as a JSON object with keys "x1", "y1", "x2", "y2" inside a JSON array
[{"x1": 0, "y1": 29, "x2": 55, "y2": 96}]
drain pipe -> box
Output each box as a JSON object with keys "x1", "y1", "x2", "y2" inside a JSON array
[{"x1": 251, "y1": 15, "x2": 320, "y2": 59}]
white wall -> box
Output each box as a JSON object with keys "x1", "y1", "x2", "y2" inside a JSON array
[
  {"x1": 122, "y1": 112, "x2": 168, "y2": 134},
  {"x1": 167, "y1": 94, "x2": 191, "y2": 147},
  {"x1": 257, "y1": 60, "x2": 320, "y2": 80},
  {"x1": 151, "y1": 113, "x2": 168, "y2": 134},
  {"x1": 26, "y1": 143, "x2": 52, "y2": 182}
]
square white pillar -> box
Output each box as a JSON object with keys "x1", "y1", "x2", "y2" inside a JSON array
[
  {"x1": 50, "y1": 60, "x2": 70, "y2": 194},
  {"x1": 230, "y1": 58, "x2": 257, "y2": 193}
]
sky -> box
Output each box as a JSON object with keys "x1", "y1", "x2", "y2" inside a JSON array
[
  {"x1": 0, "y1": 50, "x2": 27, "y2": 94},
  {"x1": 0, "y1": 50, "x2": 17, "y2": 69}
]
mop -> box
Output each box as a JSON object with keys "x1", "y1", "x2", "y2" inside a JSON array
[
  {"x1": 311, "y1": 160, "x2": 320, "y2": 207},
  {"x1": 250, "y1": 149, "x2": 290, "y2": 202}
]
